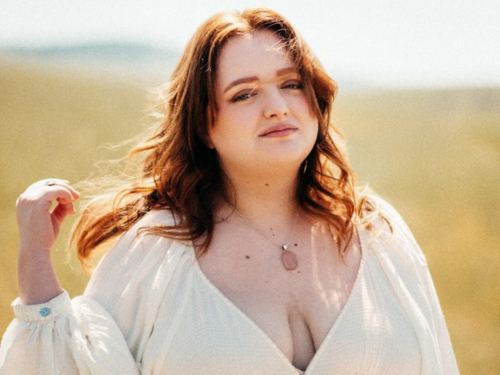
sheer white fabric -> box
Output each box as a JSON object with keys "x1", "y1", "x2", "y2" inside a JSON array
[{"x1": 0, "y1": 197, "x2": 459, "y2": 374}]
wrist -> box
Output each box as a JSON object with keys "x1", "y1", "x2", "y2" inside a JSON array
[{"x1": 18, "y1": 250, "x2": 63, "y2": 305}]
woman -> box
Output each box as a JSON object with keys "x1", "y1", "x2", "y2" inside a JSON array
[{"x1": 0, "y1": 8, "x2": 458, "y2": 375}]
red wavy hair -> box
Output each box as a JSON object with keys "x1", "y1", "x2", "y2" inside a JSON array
[{"x1": 71, "y1": 8, "x2": 380, "y2": 272}]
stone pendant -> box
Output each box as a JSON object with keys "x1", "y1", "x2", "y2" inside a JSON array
[{"x1": 281, "y1": 248, "x2": 298, "y2": 271}]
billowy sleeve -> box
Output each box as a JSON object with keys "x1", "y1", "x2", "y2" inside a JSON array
[
  {"x1": 372, "y1": 196, "x2": 460, "y2": 374},
  {"x1": 0, "y1": 210, "x2": 179, "y2": 375},
  {"x1": 0, "y1": 292, "x2": 139, "y2": 375}
]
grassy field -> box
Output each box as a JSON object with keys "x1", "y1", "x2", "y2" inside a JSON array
[{"x1": 1, "y1": 59, "x2": 499, "y2": 374}]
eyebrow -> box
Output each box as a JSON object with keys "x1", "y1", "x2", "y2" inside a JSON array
[{"x1": 223, "y1": 66, "x2": 298, "y2": 94}]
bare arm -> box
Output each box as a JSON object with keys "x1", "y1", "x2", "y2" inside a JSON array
[{"x1": 16, "y1": 179, "x2": 80, "y2": 305}]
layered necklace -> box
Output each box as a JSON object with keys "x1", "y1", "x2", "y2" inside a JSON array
[{"x1": 227, "y1": 203, "x2": 300, "y2": 271}]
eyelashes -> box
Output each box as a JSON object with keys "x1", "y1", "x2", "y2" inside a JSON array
[
  {"x1": 282, "y1": 81, "x2": 304, "y2": 90},
  {"x1": 231, "y1": 91, "x2": 256, "y2": 103},
  {"x1": 230, "y1": 80, "x2": 304, "y2": 103}
]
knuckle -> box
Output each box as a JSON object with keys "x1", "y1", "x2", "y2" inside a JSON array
[
  {"x1": 17, "y1": 192, "x2": 42, "y2": 207},
  {"x1": 16, "y1": 193, "x2": 27, "y2": 205}
]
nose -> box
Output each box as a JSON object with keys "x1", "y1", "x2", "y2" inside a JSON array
[{"x1": 263, "y1": 88, "x2": 289, "y2": 119}]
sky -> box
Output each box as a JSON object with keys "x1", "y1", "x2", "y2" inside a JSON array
[{"x1": 1, "y1": 0, "x2": 499, "y2": 88}]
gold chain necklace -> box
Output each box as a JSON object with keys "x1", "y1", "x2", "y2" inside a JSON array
[{"x1": 227, "y1": 203, "x2": 300, "y2": 271}]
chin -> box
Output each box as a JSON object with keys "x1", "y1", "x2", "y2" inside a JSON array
[{"x1": 260, "y1": 149, "x2": 312, "y2": 171}]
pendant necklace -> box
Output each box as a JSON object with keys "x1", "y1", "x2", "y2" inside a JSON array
[{"x1": 227, "y1": 203, "x2": 300, "y2": 271}]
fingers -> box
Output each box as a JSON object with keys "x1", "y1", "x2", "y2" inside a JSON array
[
  {"x1": 25, "y1": 179, "x2": 80, "y2": 200},
  {"x1": 51, "y1": 200, "x2": 75, "y2": 223},
  {"x1": 52, "y1": 180, "x2": 80, "y2": 200},
  {"x1": 16, "y1": 178, "x2": 81, "y2": 253},
  {"x1": 17, "y1": 179, "x2": 81, "y2": 220},
  {"x1": 26, "y1": 178, "x2": 68, "y2": 191}
]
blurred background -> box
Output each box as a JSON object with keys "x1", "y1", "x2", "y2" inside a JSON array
[{"x1": 1, "y1": 0, "x2": 499, "y2": 373}]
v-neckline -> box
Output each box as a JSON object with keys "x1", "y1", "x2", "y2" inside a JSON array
[{"x1": 190, "y1": 226, "x2": 366, "y2": 374}]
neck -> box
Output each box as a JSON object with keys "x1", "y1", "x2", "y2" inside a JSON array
[{"x1": 216, "y1": 164, "x2": 302, "y2": 232}]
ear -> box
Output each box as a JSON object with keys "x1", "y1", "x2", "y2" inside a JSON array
[
  {"x1": 203, "y1": 134, "x2": 215, "y2": 149},
  {"x1": 206, "y1": 139, "x2": 215, "y2": 149}
]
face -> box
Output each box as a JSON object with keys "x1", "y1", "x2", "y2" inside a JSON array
[{"x1": 207, "y1": 30, "x2": 319, "y2": 177}]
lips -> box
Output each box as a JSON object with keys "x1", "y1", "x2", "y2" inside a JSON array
[{"x1": 258, "y1": 124, "x2": 298, "y2": 137}]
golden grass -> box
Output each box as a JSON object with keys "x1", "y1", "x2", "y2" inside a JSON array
[{"x1": 1, "y1": 60, "x2": 499, "y2": 374}]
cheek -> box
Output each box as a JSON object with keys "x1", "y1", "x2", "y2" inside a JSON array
[
  {"x1": 308, "y1": 122, "x2": 320, "y2": 149},
  {"x1": 293, "y1": 95, "x2": 315, "y2": 118},
  {"x1": 207, "y1": 115, "x2": 242, "y2": 152},
  {"x1": 304, "y1": 115, "x2": 320, "y2": 150},
  {"x1": 207, "y1": 109, "x2": 228, "y2": 149},
  {"x1": 301, "y1": 102, "x2": 320, "y2": 135},
  {"x1": 299, "y1": 103, "x2": 319, "y2": 131}
]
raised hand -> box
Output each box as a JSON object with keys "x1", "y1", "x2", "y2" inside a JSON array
[
  {"x1": 16, "y1": 179, "x2": 80, "y2": 305},
  {"x1": 16, "y1": 179, "x2": 80, "y2": 254}
]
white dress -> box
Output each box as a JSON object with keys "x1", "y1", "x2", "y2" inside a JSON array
[{"x1": 0, "y1": 197, "x2": 459, "y2": 374}]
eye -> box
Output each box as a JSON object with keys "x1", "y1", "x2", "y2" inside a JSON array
[
  {"x1": 230, "y1": 90, "x2": 256, "y2": 103},
  {"x1": 282, "y1": 80, "x2": 304, "y2": 90}
]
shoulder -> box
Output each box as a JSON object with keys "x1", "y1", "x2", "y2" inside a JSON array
[
  {"x1": 360, "y1": 193, "x2": 428, "y2": 267},
  {"x1": 359, "y1": 194, "x2": 434, "y2": 309},
  {"x1": 81, "y1": 210, "x2": 194, "y2": 359},
  {"x1": 102, "y1": 209, "x2": 182, "y2": 257},
  {"x1": 85, "y1": 209, "x2": 190, "y2": 298},
  {"x1": 97, "y1": 207, "x2": 186, "y2": 264},
  {"x1": 120, "y1": 209, "x2": 179, "y2": 241}
]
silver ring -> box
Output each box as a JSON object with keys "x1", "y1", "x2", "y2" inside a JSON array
[{"x1": 45, "y1": 180, "x2": 56, "y2": 186}]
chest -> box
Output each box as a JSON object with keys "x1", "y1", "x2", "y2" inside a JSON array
[
  {"x1": 196, "y1": 226, "x2": 362, "y2": 370},
  {"x1": 140, "y1": 245, "x2": 421, "y2": 375}
]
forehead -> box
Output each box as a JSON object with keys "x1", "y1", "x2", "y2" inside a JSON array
[{"x1": 215, "y1": 30, "x2": 295, "y2": 87}]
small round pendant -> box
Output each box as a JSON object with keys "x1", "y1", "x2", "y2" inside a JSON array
[{"x1": 281, "y1": 250, "x2": 298, "y2": 271}]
